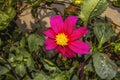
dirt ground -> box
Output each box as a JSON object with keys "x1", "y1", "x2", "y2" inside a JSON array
[{"x1": 16, "y1": 1, "x2": 120, "y2": 35}]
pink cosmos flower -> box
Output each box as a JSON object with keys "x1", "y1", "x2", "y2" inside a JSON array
[{"x1": 44, "y1": 15, "x2": 90, "y2": 58}]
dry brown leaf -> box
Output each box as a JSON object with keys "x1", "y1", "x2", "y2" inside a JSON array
[
  {"x1": 101, "y1": 7, "x2": 120, "y2": 26},
  {"x1": 101, "y1": 3, "x2": 120, "y2": 33},
  {"x1": 18, "y1": 7, "x2": 34, "y2": 30}
]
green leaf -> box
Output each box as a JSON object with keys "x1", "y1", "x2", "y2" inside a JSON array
[
  {"x1": 8, "y1": 54, "x2": 15, "y2": 62},
  {"x1": 49, "y1": 67, "x2": 74, "y2": 80},
  {"x1": 26, "y1": 56, "x2": 34, "y2": 68},
  {"x1": 0, "y1": 7, "x2": 16, "y2": 30},
  {"x1": 112, "y1": 0, "x2": 120, "y2": 7},
  {"x1": 0, "y1": 0, "x2": 4, "y2": 3},
  {"x1": 114, "y1": 43, "x2": 120, "y2": 53},
  {"x1": 5, "y1": 7, "x2": 16, "y2": 19},
  {"x1": 71, "y1": 75, "x2": 79, "y2": 80},
  {"x1": 15, "y1": 64, "x2": 26, "y2": 77},
  {"x1": 93, "y1": 18, "x2": 114, "y2": 48},
  {"x1": 20, "y1": 37, "x2": 26, "y2": 48},
  {"x1": 21, "y1": 49, "x2": 30, "y2": 57},
  {"x1": 114, "y1": 72, "x2": 120, "y2": 80},
  {"x1": 34, "y1": 72, "x2": 49, "y2": 80},
  {"x1": 50, "y1": 73, "x2": 70, "y2": 80},
  {"x1": 4, "y1": 74, "x2": 16, "y2": 80},
  {"x1": 41, "y1": 59, "x2": 61, "y2": 72},
  {"x1": 93, "y1": 52, "x2": 118, "y2": 80},
  {"x1": 31, "y1": 0, "x2": 42, "y2": 7},
  {"x1": 33, "y1": 67, "x2": 73, "y2": 80},
  {"x1": 79, "y1": 0, "x2": 108, "y2": 25},
  {"x1": 11, "y1": 0, "x2": 19, "y2": 5},
  {"x1": 0, "y1": 11, "x2": 9, "y2": 30},
  {"x1": 28, "y1": 34, "x2": 44, "y2": 52},
  {"x1": 116, "y1": 60, "x2": 120, "y2": 66},
  {"x1": 0, "y1": 65, "x2": 10, "y2": 75},
  {"x1": 84, "y1": 60, "x2": 94, "y2": 72},
  {"x1": 24, "y1": 75, "x2": 32, "y2": 80},
  {"x1": 15, "y1": 54, "x2": 23, "y2": 61}
]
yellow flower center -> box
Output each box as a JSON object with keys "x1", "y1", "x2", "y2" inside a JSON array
[{"x1": 55, "y1": 33, "x2": 68, "y2": 46}]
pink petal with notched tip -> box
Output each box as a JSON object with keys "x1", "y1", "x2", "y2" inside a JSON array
[
  {"x1": 68, "y1": 27, "x2": 88, "y2": 41},
  {"x1": 45, "y1": 38, "x2": 57, "y2": 50},
  {"x1": 50, "y1": 15, "x2": 63, "y2": 33},
  {"x1": 64, "y1": 16, "x2": 78, "y2": 34},
  {"x1": 68, "y1": 40, "x2": 90, "y2": 54},
  {"x1": 44, "y1": 28, "x2": 56, "y2": 39}
]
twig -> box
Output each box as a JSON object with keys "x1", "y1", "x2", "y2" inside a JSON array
[
  {"x1": 80, "y1": 62, "x2": 85, "y2": 80},
  {"x1": 78, "y1": 55, "x2": 85, "y2": 80}
]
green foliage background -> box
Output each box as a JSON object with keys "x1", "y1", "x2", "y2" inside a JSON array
[{"x1": 0, "y1": 0, "x2": 120, "y2": 80}]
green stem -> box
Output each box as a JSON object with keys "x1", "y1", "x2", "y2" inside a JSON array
[
  {"x1": 101, "y1": 42, "x2": 115, "y2": 50},
  {"x1": 98, "y1": 41, "x2": 103, "y2": 50}
]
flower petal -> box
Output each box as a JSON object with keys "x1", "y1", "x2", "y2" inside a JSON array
[
  {"x1": 65, "y1": 47, "x2": 76, "y2": 58},
  {"x1": 68, "y1": 27, "x2": 88, "y2": 41},
  {"x1": 44, "y1": 28, "x2": 56, "y2": 39},
  {"x1": 45, "y1": 38, "x2": 57, "y2": 50},
  {"x1": 64, "y1": 16, "x2": 78, "y2": 34},
  {"x1": 56, "y1": 46, "x2": 76, "y2": 58},
  {"x1": 68, "y1": 40, "x2": 90, "y2": 54},
  {"x1": 50, "y1": 15, "x2": 63, "y2": 33}
]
